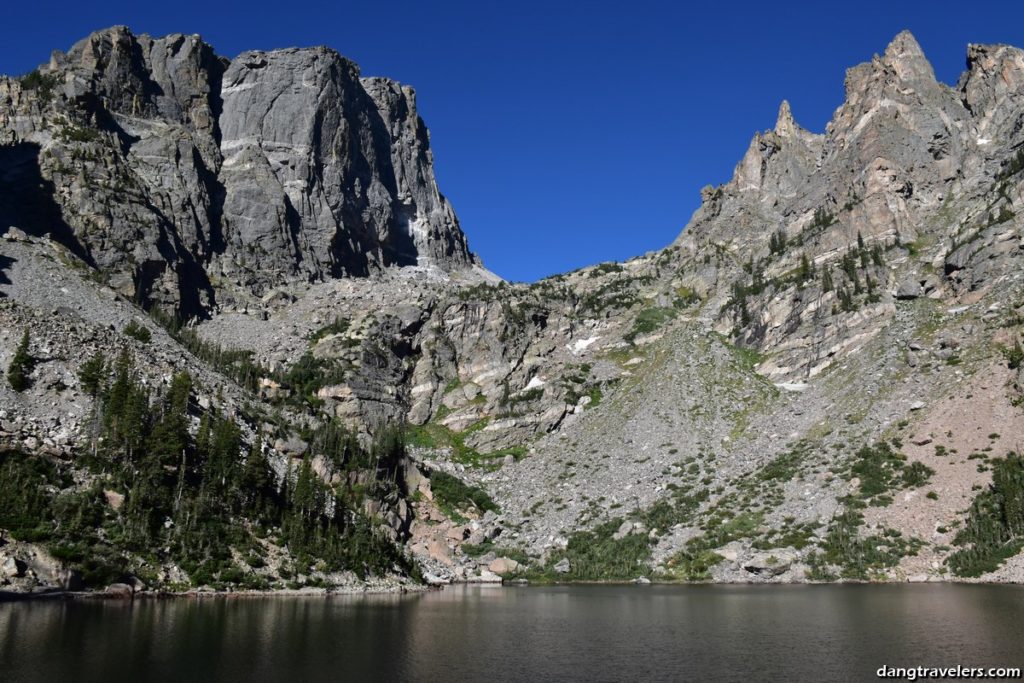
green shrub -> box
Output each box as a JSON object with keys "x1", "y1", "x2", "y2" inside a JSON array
[
  {"x1": 544, "y1": 518, "x2": 651, "y2": 580},
  {"x1": 669, "y1": 549, "x2": 723, "y2": 581},
  {"x1": 429, "y1": 471, "x2": 498, "y2": 516},
  {"x1": 310, "y1": 317, "x2": 350, "y2": 343},
  {"x1": 123, "y1": 320, "x2": 152, "y2": 343},
  {"x1": 901, "y1": 461, "x2": 936, "y2": 488},
  {"x1": 280, "y1": 352, "x2": 347, "y2": 406},
  {"x1": 849, "y1": 442, "x2": 932, "y2": 503},
  {"x1": 758, "y1": 448, "x2": 805, "y2": 482},
  {"x1": 57, "y1": 125, "x2": 101, "y2": 143},
  {"x1": 1005, "y1": 340, "x2": 1024, "y2": 371},
  {"x1": 625, "y1": 307, "x2": 676, "y2": 343}
]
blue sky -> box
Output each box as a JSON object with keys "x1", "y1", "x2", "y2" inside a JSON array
[{"x1": 4, "y1": 1, "x2": 1024, "y2": 281}]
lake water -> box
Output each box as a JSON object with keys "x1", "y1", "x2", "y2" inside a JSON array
[{"x1": 2, "y1": 584, "x2": 1023, "y2": 682}]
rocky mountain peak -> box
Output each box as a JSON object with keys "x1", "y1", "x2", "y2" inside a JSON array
[
  {"x1": 0, "y1": 27, "x2": 483, "y2": 318},
  {"x1": 882, "y1": 30, "x2": 936, "y2": 84},
  {"x1": 773, "y1": 99, "x2": 796, "y2": 137},
  {"x1": 840, "y1": 31, "x2": 941, "y2": 112},
  {"x1": 960, "y1": 42, "x2": 1024, "y2": 144}
]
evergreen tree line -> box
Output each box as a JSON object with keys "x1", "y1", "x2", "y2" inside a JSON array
[
  {"x1": 1, "y1": 349, "x2": 415, "y2": 588},
  {"x1": 947, "y1": 453, "x2": 1024, "y2": 577}
]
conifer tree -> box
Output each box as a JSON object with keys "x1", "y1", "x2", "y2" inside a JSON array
[
  {"x1": 7, "y1": 329, "x2": 34, "y2": 392},
  {"x1": 798, "y1": 253, "x2": 815, "y2": 283},
  {"x1": 821, "y1": 268, "x2": 834, "y2": 293},
  {"x1": 78, "y1": 352, "x2": 106, "y2": 397}
]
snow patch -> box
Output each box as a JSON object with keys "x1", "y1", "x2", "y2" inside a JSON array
[
  {"x1": 567, "y1": 336, "x2": 599, "y2": 355},
  {"x1": 405, "y1": 213, "x2": 428, "y2": 241},
  {"x1": 524, "y1": 376, "x2": 546, "y2": 390},
  {"x1": 775, "y1": 382, "x2": 809, "y2": 393}
]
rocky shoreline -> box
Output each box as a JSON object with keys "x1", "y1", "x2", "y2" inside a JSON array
[
  {"x1": 5, "y1": 575, "x2": 1023, "y2": 603},
  {"x1": 0, "y1": 582, "x2": 429, "y2": 602}
]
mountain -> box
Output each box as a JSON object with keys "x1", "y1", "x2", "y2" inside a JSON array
[
  {"x1": 1, "y1": 28, "x2": 1023, "y2": 594},
  {"x1": 0, "y1": 26, "x2": 484, "y2": 320}
]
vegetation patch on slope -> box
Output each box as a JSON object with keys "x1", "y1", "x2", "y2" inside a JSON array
[
  {"x1": 429, "y1": 471, "x2": 498, "y2": 521},
  {"x1": 406, "y1": 419, "x2": 525, "y2": 469},
  {"x1": 947, "y1": 452, "x2": 1024, "y2": 577},
  {"x1": 0, "y1": 351, "x2": 416, "y2": 590}
]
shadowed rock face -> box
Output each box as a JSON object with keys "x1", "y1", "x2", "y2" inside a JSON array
[{"x1": 0, "y1": 26, "x2": 478, "y2": 317}]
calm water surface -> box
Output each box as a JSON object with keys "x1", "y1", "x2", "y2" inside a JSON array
[{"x1": 1, "y1": 584, "x2": 1023, "y2": 682}]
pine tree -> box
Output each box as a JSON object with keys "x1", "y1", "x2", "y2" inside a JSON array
[
  {"x1": 104, "y1": 350, "x2": 133, "y2": 430},
  {"x1": 102, "y1": 351, "x2": 150, "y2": 462},
  {"x1": 740, "y1": 299, "x2": 752, "y2": 327},
  {"x1": 798, "y1": 253, "x2": 815, "y2": 283},
  {"x1": 750, "y1": 259, "x2": 765, "y2": 292},
  {"x1": 196, "y1": 412, "x2": 212, "y2": 457},
  {"x1": 372, "y1": 426, "x2": 406, "y2": 481},
  {"x1": 240, "y1": 439, "x2": 275, "y2": 518},
  {"x1": 7, "y1": 329, "x2": 34, "y2": 392},
  {"x1": 121, "y1": 382, "x2": 150, "y2": 464},
  {"x1": 153, "y1": 372, "x2": 191, "y2": 460},
  {"x1": 838, "y1": 286, "x2": 857, "y2": 313},
  {"x1": 78, "y1": 352, "x2": 106, "y2": 397},
  {"x1": 210, "y1": 416, "x2": 241, "y2": 489}
]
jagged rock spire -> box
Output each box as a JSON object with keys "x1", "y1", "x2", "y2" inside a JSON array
[
  {"x1": 774, "y1": 100, "x2": 796, "y2": 137},
  {"x1": 882, "y1": 30, "x2": 937, "y2": 83}
]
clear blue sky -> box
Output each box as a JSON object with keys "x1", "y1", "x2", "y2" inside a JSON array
[{"x1": 3, "y1": 1, "x2": 1024, "y2": 281}]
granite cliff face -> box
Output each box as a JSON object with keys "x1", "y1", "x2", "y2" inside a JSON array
[
  {"x1": 667, "y1": 31, "x2": 1024, "y2": 379},
  {"x1": 0, "y1": 26, "x2": 479, "y2": 319},
  {"x1": 2, "y1": 30, "x2": 1024, "y2": 592}
]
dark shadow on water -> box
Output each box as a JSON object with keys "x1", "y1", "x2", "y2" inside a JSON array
[
  {"x1": 0, "y1": 588, "x2": 66, "y2": 602},
  {"x1": 0, "y1": 142, "x2": 95, "y2": 267},
  {"x1": 3, "y1": 584, "x2": 1024, "y2": 682}
]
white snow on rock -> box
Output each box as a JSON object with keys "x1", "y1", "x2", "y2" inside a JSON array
[{"x1": 568, "y1": 336, "x2": 599, "y2": 355}]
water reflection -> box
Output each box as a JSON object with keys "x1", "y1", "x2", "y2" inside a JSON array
[{"x1": 1, "y1": 585, "x2": 1022, "y2": 682}]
